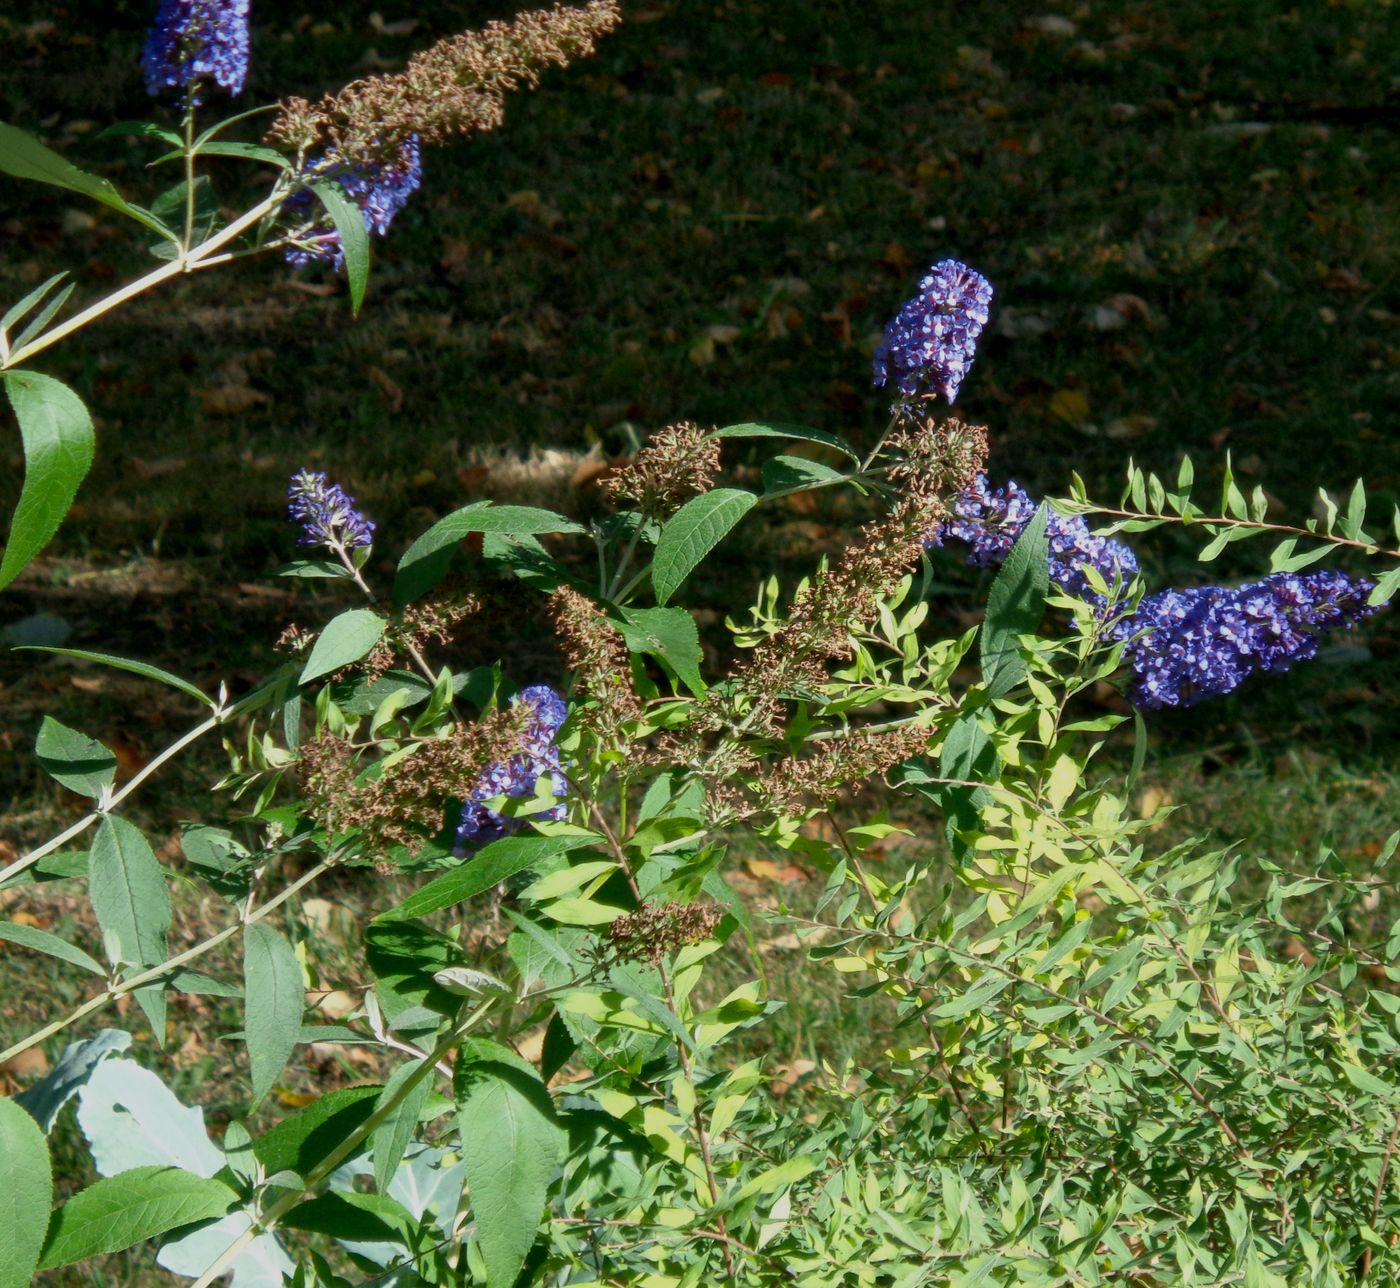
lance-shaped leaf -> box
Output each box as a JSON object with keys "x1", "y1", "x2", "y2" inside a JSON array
[
  {"x1": 617, "y1": 605, "x2": 705, "y2": 695},
  {"x1": 1, "y1": 370, "x2": 96, "y2": 592},
  {"x1": 310, "y1": 180, "x2": 370, "y2": 315},
  {"x1": 300, "y1": 608, "x2": 386, "y2": 685},
  {"x1": 456, "y1": 1039, "x2": 562, "y2": 1288},
  {"x1": 980, "y1": 503, "x2": 1049, "y2": 698},
  {"x1": 652, "y1": 488, "x2": 757, "y2": 605},
  {"x1": 34, "y1": 714, "x2": 116, "y2": 799},
  {"x1": 14, "y1": 1030, "x2": 131, "y2": 1132},
  {"x1": 712, "y1": 420, "x2": 860, "y2": 463},
  {"x1": 243, "y1": 922, "x2": 306, "y2": 1108},
  {"x1": 15, "y1": 646, "x2": 212, "y2": 706},
  {"x1": 89, "y1": 817, "x2": 171, "y2": 1037},
  {"x1": 0, "y1": 122, "x2": 176, "y2": 242},
  {"x1": 37, "y1": 1166, "x2": 237, "y2": 1271},
  {"x1": 0, "y1": 1095, "x2": 52, "y2": 1288}
]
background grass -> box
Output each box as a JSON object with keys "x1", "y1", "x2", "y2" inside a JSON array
[{"x1": 1, "y1": 3, "x2": 1398, "y2": 1278}]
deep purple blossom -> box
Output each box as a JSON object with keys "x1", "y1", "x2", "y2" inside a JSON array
[
  {"x1": 932, "y1": 474, "x2": 1140, "y2": 610},
  {"x1": 455, "y1": 686, "x2": 569, "y2": 851},
  {"x1": 873, "y1": 259, "x2": 993, "y2": 404},
  {"x1": 287, "y1": 469, "x2": 375, "y2": 551},
  {"x1": 142, "y1": 0, "x2": 250, "y2": 105},
  {"x1": 1115, "y1": 571, "x2": 1376, "y2": 709},
  {"x1": 285, "y1": 137, "x2": 424, "y2": 271}
]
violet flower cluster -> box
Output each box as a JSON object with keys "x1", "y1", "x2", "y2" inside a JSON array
[
  {"x1": 142, "y1": 0, "x2": 250, "y2": 105},
  {"x1": 285, "y1": 137, "x2": 424, "y2": 271},
  {"x1": 1114, "y1": 571, "x2": 1376, "y2": 709},
  {"x1": 932, "y1": 473, "x2": 1140, "y2": 610},
  {"x1": 873, "y1": 259, "x2": 993, "y2": 404},
  {"x1": 287, "y1": 469, "x2": 375, "y2": 551},
  {"x1": 933, "y1": 473, "x2": 1377, "y2": 710},
  {"x1": 456, "y1": 686, "x2": 569, "y2": 851}
]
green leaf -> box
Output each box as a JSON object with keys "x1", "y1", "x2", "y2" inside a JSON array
[
  {"x1": 34, "y1": 715, "x2": 116, "y2": 798},
  {"x1": 282, "y1": 1190, "x2": 414, "y2": 1243},
  {"x1": 89, "y1": 815, "x2": 170, "y2": 973},
  {"x1": 1341, "y1": 1063, "x2": 1397, "y2": 1099},
  {"x1": 193, "y1": 140, "x2": 289, "y2": 168},
  {"x1": 376, "y1": 833, "x2": 596, "y2": 923},
  {"x1": 373, "y1": 1059, "x2": 433, "y2": 1195},
  {"x1": 0, "y1": 1096, "x2": 52, "y2": 1288},
  {"x1": 396, "y1": 503, "x2": 585, "y2": 606},
  {"x1": 455, "y1": 1039, "x2": 562, "y2": 1288},
  {"x1": 243, "y1": 922, "x2": 305, "y2": 1109},
  {"x1": 10, "y1": 281, "x2": 75, "y2": 354},
  {"x1": 37, "y1": 1166, "x2": 236, "y2": 1271},
  {"x1": 1368, "y1": 566, "x2": 1400, "y2": 608},
  {"x1": 300, "y1": 608, "x2": 387, "y2": 685},
  {"x1": 2, "y1": 272, "x2": 72, "y2": 354},
  {"x1": 712, "y1": 421, "x2": 860, "y2": 463},
  {"x1": 981, "y1": 504, "x2": 1049, "y2": 697},
  {"x1": 617, "y1": 606, "x2": 705, "y2": 695},
  {"x1": 0, "y1": 921, "x2": 103, "y2": 975},
  {"x1": 252, "y1": 1086, "x2": 382, "y2": 1179},
  {"x1": 1, "y1": 370, "x2": 96, "y2": 592},
  {"x1": 14, "y1": 1030, "x2": 131, "y2": 1132},
  {"x1": 310, "y1": 180, "x2": 370, "y2": 314},
  {"x1": 652, "y1": 488, "x2": 757, "y2": 605},
  {"x1": 96, "y1": 121, "x2": 183, "y2": 145},
  {"x1": 760, "y1": 454, "x2": 846, "y2": 495},
  {"x1": 0, "y1": 122, "x2": 176, "y2": 242},
  {"x1": 14, "y1": 647, "x2": 211, "y2": 706}
]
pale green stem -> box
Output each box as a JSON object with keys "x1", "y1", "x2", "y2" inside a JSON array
[
  {"x1": 0, "y1": 709, "x2": 222, "y2": 888},
  {"x1": 0, "y1": 859, "x2": 333, "y2": 1066},
  {"x1": 188, "y1": 999, "x2": 496, "y2": 1288},
  {"x1": 182, "y1": 107, "x2": 198, "y2": 256},
  {"x1": 1, "y1": 189, "x2": 285, "y2": 371}
]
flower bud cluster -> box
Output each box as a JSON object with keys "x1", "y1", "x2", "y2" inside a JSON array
[
  {"x1": 142, "y1": 0, "x2": 249, "y2": 105},
  {"x1": 455, "y1": 686, "x2": 569, "y2": 850},
  {"x1": 873, "y1": 259, "x2": 993, "y2": 404},
  {"x1": 1114, "y1": 571, "x2": 1376, "y2": 709}
]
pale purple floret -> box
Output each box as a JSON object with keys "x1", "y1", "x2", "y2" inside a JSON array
[
  {"x1": 287, "y1": 469, "x2": 375, "y2": 551},
  {"x1": 142, "y1": 0, "x2": 250, "y2": 105},
  {"x1": 285, "y1": 137, "x2": 424, "y2": 271},
  {"x1": 455, "y1": 686, "x2": 569, "y2": 851},
  {"x1": 1114, "y1": 571, "x2": 1376, "y2": 709},
  {"x1": 873, "y1": 259, "x2": 993, "y2": 403},
  {"x1": 932, "y1": 473, "x2": 1139, "y2": 610}
]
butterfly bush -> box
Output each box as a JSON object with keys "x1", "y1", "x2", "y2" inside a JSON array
[
  {"x1": 455, "y1": 685, "x2": 569, "y2": 850},
  {"x1": 287, "y1": 469, "x2": 376, "y2": 551},
  {"x1": 142, "y1": 0, "x2": 250, "y2": 105},
  {"x1": 873, "y1": 258, "x2": 993, "y2": 403}
]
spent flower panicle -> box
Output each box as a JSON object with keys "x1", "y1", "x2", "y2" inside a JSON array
[
  {"x1": 270, "y1": 1, "x2": 620, "y2": 161},
  {"x1": 287, "y1": 469, "x2": 376, "y2": 552},
  {"x1": 603, "y1": 421, "x2": 721, "y2": 519},
  {"x1": 285, "y1": 136, "x2": 424, "y2": 269},
  {"x1": 874, "y1": 259, "x2": 993, "y2": 404},
  {"x1": 1116, "y1": 570, "x2": 1377, "y2": 710},
  {"x1": 455, "y1": 685, "x2": 569, "y2": 850},
  {"x1": 142, "y1": 0, "x2": 250, "y2": 105},
  {"x1": 933, "y1": 473, "x2": 1139, "y2": 610}
]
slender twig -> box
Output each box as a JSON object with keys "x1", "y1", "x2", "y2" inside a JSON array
[
  {"x1": 0, "y1": 709, "x2": 223, "y2": 888},
  {"x1": 1360, "y1": 1109, "x2": 1400, "y2": 1281},
  {"x1": 2, "y1": 189, "x2": 285, "y2": 370},
  {"x1": 0, "y1": 859, "x2": 333, "y2": 1065}
]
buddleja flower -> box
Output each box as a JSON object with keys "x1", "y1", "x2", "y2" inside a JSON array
[
  {"x1": 874, "y1": 259, "x2": 993, "y2": 404},
  {"x1": 456, "y1": 686, "x2": 569, "y2": 850},
  {"x1": 287, "y1": 469, "x2": 375, "y2": 551},
  {"x1": 285, "y1": 136, "x2": 424, "y2": 270},
  {"x1": 142, "y1": 0, "x2": 250, "y2": 105},
  {"x1": 932, "y1": 473, "x2": 1140, "y2": 610},
  {"x1": 1115, "y1": 571, "x2": 1376, "y2": 709}
]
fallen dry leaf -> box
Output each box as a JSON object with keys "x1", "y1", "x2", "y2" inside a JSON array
[
  {"x1": 1049, "y1": 388, "x2": 1090, "y2": 425},
  {"x1": 197, "y1": 384, "x2": 269, "y2": 416}
]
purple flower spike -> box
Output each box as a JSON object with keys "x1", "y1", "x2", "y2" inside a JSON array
[
  {"x1": 287, "y1": 469, "x2": 375, "y2": 552},
  {"x1": 874, "y1": 259, "x2": 993, "y2": 404},
  {"x1": 285, "y1": 137, "x2": 424, "y2": 271},
  {"x1": 142, "y1": 0, "x2": 250, "y2": 105},
  {"x1": 1115, "y1": 570, "x2": 1376, "y2": 710},
  {"x1": 455, "y1": 685, "x2": 569, "y2": 852},
  {"x1": 931, "y1": 473, "x2": 1139, "y2": 611}
]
